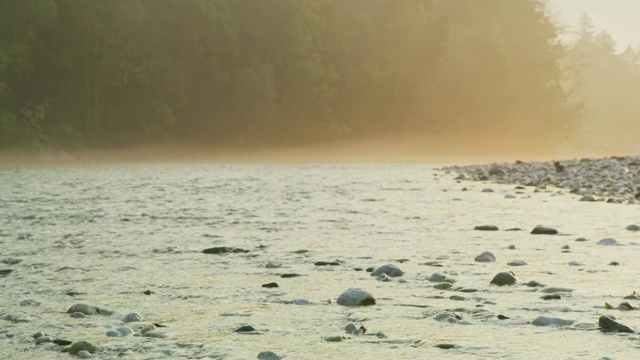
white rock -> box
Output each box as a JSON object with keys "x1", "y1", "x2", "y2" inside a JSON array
[{"x1": 336, "y1": 288, "x2": 376, "y2": 306}]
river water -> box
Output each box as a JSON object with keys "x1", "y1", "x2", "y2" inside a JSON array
[{"x1": 1, "y1": 163, "x2": 640, "y2": 359}]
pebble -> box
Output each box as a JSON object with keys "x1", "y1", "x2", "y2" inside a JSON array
[
  {"x1": 370, "y1": 264, "x2": 404, "y2": 277},
  {"x1": 257, "y1": 351, "x2": 283, "y2": 360},
  {"x1": 531, "y1": 226, "x2": 558, "y2": 235},
  {"x1": 336, "y1": 288, "x2": 376, "y2": 306},
  {"x1": 507, "y1": 259, "x2": 527, "y2": 266},
  {"x1": 68, "y1": 341, "x2": 96, "y2": 356},
  {"x1": 428, "y1": 273, "x2": 447, "y2": 282},
  {"x1": 596, "y1": 238, "x2": 618, "y2": 246},
  {"x1": 599, "y1": 315, "x2": 634, "y2": 333},
  {"x1": 122, "y1": 312, "x2": 142, "y2": 323},
  {"x1": 474, "y1": 251, "x2": 496, "y2": 262},
  {"x1": 67, "y1": 303, "x2": 113, "y2": 316},
  {"x1": 531, "y1": 316, "x2": 574, "y2": 326},
  {"x1": 474, "y1": 225, "x2": 499, "y2": 231},
  {"x1": 626, "y1": 224, "x2": 640, "y2": 231},
  {"x1": 490, "y1": 271, "x2": 517, "y2": 286},
  {"x1": 202, "y1": 247, "x2": 249, "y2": 254}
]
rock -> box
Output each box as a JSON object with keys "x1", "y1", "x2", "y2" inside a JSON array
[
  {"x1": 505, "y1": 194, "x2": 516, "y2": 199},
  {"x1": 490, "y1": 271, "x2": 517, "y2": 286},
  {"x1": 117, "y1": 326, "x2": 134, "y2": 336},
  {"x1": 376, "y1": 274, "x2": 391, "y2": 282},
  {"x1": 508, "y1": 259, "x2": 527, "y2": 266},
  {"x1": 32, "y1": 331, "x2": 47, "y2": 339},
  {"x1": 434, "y1": 312, "x2": 464, "y2": 323},
  {"x1": 336, "y1": 289, "x2": 376, "y2": 306},
  {"x1": 2, "y1": 312, "x2": 32, "y2": 323},
  {"x1": 140, "y1": 324, "x2": 157, "y2": 335},
  {"x1": 314, "y1": 260, "x2": 341, "y2": 266},
  {"x1": 0, "y1": 269, "x2": 13, "y2": 277},
  {"x1": 35, "y1": 336, "x2": 52, "y2": 345},
  {"x1": 143, "y1": 290, "x2": 153, "y2": 295},
  {"x1": 122, "y1": 313, "x2": 142, "y2": 323},
  {"x1": 280, "y1": 273, "x2": 301, "y2": 278},
  {"x1": 481, "y1": 188, "x2": 494, "y2": 193},
  {"x1": 262, "y1": 282, "x2": 279, "y2": 288},
  {"x1": 618, "y1": 302, "x2": 634, "y2": 311},
  {"x1": 144, "y1": 330, "x2": 166, "y2": 338},
  {"x1": 324, "y1": 336, "x2": 345, "y2": 342},
  {"x1": 579, "y1": 195, "x2": 597, "y2": 202},
  {"x1": 531, "y1": 226, "x2": 558, "y2": 235},
  {"x1": 370, "y1": 264, "x2": 404, "y2": 277},
  {"x1": 70, "y1": 312, "x2": 87, "y2": 318},
  {"x1": 293, "y1": 299, "x2": 310, "y2": 305},
  {"x1": 434, "y1": 343, "x2": 460, "y2": 349},
  {"x1": 622, "y1": 292, "x2": 638, "y2": 300},
  {"x1": 77, "y1": 350, "x2": 93, "y2": 359},
  {"x1": 526, "y1": 280, "x2": 544, "y2": 287},
  {"x1": 235, "y1": 325, "x2": 256, "y2": 333},
  {"x1": 434, "y1": 282, "x2": 453, "y2": 290},
  {"x1": 474, "y1": 251, "x2": 496, "y2": 262},
  {"x1": 531, "y1": 316, "x2": 574, "y2": 326},
  {"x1": 20, "y1": 299, "x2": 42, "y2": 306},
  {"x1": 68, "y1": 341, "x2": 96, "y2": 356},
  {"x1": 265, "y1": 262, "x2": 282, "y2": 268},
  {"x1": 257, "y1": 351, "x2": 283, "y2": 360},
  {"x1": 105, "y1": 330, "x2": 120, "y2": 337},
  {"x1": 428, "y1": 273, "x2": 447, "y2": 282},
  {"x1": 474, "y1": 225, "x2": 499, "y2": 231},
  {"x1": 599, "y1": 316, "x2": 634, "y2": 333},
  {"x1": 345, "y1": 323, "x2": 358, "y2": 334},
  {"x1": 53, "y1": 339, "x2": 73, "y2": 346},
  {"x1": 626, "y1": 224, "x2": 640, "y2": 231},
  {"x1": 541, "y1": 294, "x2": 562, "y2": 300},
  {"x1": 202, "y1": 247, "x2": 249, "y2": 254},
  {"x1": 67, "y1": 303, "x2": 113, "y2": 316},
  {"x1": 597, "y1": 238, "x2": 618, "y2": 246}
]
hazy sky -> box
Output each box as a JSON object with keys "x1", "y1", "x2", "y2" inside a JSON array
[{"x1": 549, "y1": 0, "x2": 640, "y2": 51}]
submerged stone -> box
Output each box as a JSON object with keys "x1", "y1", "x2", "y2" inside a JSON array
[
  {"x1": 531, "y1": 226, "x2": 558, "y2": 235},
  {"x1": 202, "y1": 247, "x2": 249, "y2": 254},
  {"x1": 531, "y1": 316, "x2": 574, "y2": 326},
  {"x1": 336, "y1": 289, "x2": 376, "y2": 306},
  {"x1": 599, "y1": 316, "x2": 634, "y2": 333}
]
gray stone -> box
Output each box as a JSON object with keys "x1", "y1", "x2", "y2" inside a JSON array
[
  {"x1": 2, "y1": 312, "x2": 32, "y2": 323},
  {"x1": 324, "y1": 336, "x2": 345, "y2": 342},
  {"x1": 626, "y1": 224, "x2": 640, "y2": 231},
  {"x1": 490, "y1": 271, "x2": 517, "y2": 286},
  {"x1": 67, "y1": 303, "x2": 113, "y2": 316},
  {"x1": 122, "y1": 312, "x2": 142, "y2": 323},
  {"x1": 507, "y1": 259, "x2": 527, "y2": 266},
  {"x1": 531, "y1": 316, "x2": 574, "y2": 326},
  {"x1": 428, "y1": 273, "x2": 447, "y2": 282},
  {"x1": 376, "y1": 274, "x2": 391, "y2": 282},
  {"x1": 35, "y1": 336, "x2": 52, "y2": 345},
  {"x1": 68, "y1": 341, "x2": 96, "y2": 356},
  {"x1": 336, "y1": 288, "x2": 376, "y2": 306},
  {"x1": 70, "y1": 312, "x2": 87, "y2": 318},
  {"x1": 599, "y1": 316, "x2": 634, "y2": 333},
  {"x1": 105, "y1": 330, "x2": 120, "y2": 337},
  {"x1": 77, "y1": 350, "x2": 93, "y2": 359},
  {"x1": 474, "y1": 225, "x2": 499, "y2": 231},
  {"x1": 474, "y1": 251, "x2": 496, "y2": 262},
  {"x1": 258, "y1": 351, "x2": 283, "y2": 360},
  {"x1": 531, "y1": 226, "x2": 558, "y2": 235},
  {"x1": 370, "y1": 264, "x2": 404, "y2": 278},
  {"x1": 597, "y1": 238, "x2": 618, "y2": 246},
  {"x1": 116, "y1": 326, "x2": 134, "y2": 336}
]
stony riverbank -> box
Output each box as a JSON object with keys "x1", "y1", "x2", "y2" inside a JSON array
[{"x1": 441, "y1": 156, "x2": 640, "y2": 204}]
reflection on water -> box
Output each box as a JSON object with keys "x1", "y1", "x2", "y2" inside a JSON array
[{"x1": 1, "y1": 164, "x2": 639, "y2": 359}]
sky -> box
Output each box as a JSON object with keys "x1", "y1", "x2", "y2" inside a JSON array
[{"x1": 549, "y1": 0, "x2": 640, "y2": 51}]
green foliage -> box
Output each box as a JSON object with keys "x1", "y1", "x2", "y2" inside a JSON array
[{"x1": 0, "y1": 0, "x2": 589, "y2": 151}]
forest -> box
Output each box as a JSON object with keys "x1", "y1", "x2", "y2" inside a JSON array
[{"x1": 0, "y1": 0, "x2": 638, "y2": 154}]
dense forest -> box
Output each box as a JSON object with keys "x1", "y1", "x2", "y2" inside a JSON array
[{"x1": 0, "y1": 0, "x2": 637, "y2": 154}]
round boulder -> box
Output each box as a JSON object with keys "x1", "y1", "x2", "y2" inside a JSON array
[
  {"x1": 370, "y1": 264, "x2": 404, "y2": 278},
  {"x1": 490, "y1": 271, "x2": 517, "y2": 286},
  {"x1": 336, "y1": 289, "x2": 376, "y2": 306},
  {"x1": 474, "y1": 251, "x2": 496, "y2": 262}
]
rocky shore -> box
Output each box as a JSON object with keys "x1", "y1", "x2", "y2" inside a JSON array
[{"x1": 441, "y1": 156, "x2": 640, "y2": 204}]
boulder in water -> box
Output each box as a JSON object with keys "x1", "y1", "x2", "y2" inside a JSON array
[{"x1": 336, "y1": 289, "x2": 376, "y2": 306}]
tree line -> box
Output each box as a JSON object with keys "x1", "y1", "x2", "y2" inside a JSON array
[{"x1": 0, "y1": 0, "x2": 632, "y2": 152}]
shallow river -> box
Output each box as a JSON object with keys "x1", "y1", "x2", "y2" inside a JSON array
[{"x1": 1, "y1": 164, "x2": 640, "y2": 359}]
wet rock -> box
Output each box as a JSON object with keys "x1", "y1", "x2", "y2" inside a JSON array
[
  {"x1": 324, "y1": 336, "x2": 346, "y2": 342},
  {"x1": 481, "y1": 188, "x2": 494, "y2": 193},
  {"x1": 508, "y1": 259, "x2": 527, "y2": 266},
  {"x1": 70, "y1": 312, "x2": 87, "y2": 318},
  {"x1": 77, "y1": 350, "x2": 93, "y2": 359},
  {"x1": 293, "y1": 299, "x2": 310, "y2": 305},
  {"x1": 434, "y1": 312, "x2": 464, "y2": 324},
  {"x1": 143, "y1": 290, "x2": 153, "y2": 295},
  {"x1": 280, "y1": 273, "x2": 301, "y2": 278},
  {"x1": 35, "y1": 336, "x2": 52, "y2": 345},
  {"x1": 336, "y1": 288, "x2": 376, "y2": 306},
  {"x1": 0, "y1": 269, "x2": 14, "y2": 277},
  {"x1": 434, "y1": 343, "x2": 460, "y2": 349},
  {"x1": 2, "y1": 312, "x2": 32, "y2": 323},
  {"x1": 258, "y1": 351, "x2": 283, "y2": 360},
  {"x1": 20, "y1": 299, "x2": 42, "y2": 306},
  {"x1": 622, "y1": 292, "x2": 638, "y2": 300},
  {"x1": 262, "y1": 282, "x2": 279, "y2": 288},
  {"x1": 474, "y1": 225, "x2": 499, "y2": 231},
  {"x1": 599, "y1": 316, "x2": 634, "y2": 333},
  {"x1": 618, "y1": 302, "x2": 634, "y2": 311},
  {"x1": 526, "y1": 280, "x2": 544, "y2": 287},
  {"x1": 597, "y1": 238, "x2": 618, "y2": 246},
  {"x1": 105, "y1": 330, "x2": 120, "y2": 337},
  {"x1": 314, "y1": 260, "x2": 341, "y2": 266},
  {"x1": 202, "y1": 247, "x2": 249, "y2": 254},
  {"x1": 531, "y1": 226, "x2": 558, "y2": 235},
  {"x1": 490, "y1": 271, "x2": 517, "y2": 286},
  {"x1": 122, "y1": 312, "x2": 142, "y2": 323},
  {"x1": 32, "y1": 331, "x2": 47, "y2": 339},
  {"x1": 370, "y1": 264, "x2": 404, "y2": 277},
  {"x1": 117, "y1": 326, "x2": 134, "y2": 336},
  {"x1": 531, "y1": 316, "x2": 574, "y2": 326},
  {"x1": 235, "y1": 325, "x2": 256, "y2": 333},
  {"x1": 474, "y1": 251, "x2": 496, "y2": 262},
  {"x1": 626, "y1": 224, "x2": 640, "y2": 231},
  {"x1": 434, "y1": 282, "x2": 453, "y2": 290},
  {"x1": 53, "y1": 339, "x2": 73, "y2": 346},
  {"x1": 67, "y1": 303, "x2": 113, "y2": 316},
  {"x1": 541, "y1": 294, "x2": 562, "y2": 300},
  {"x1": 68, "y1": 341, "x2": 96, "y2": 355},
  {"x1": 505, "y1": 194, "x2": 516, "y2": 199}
]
